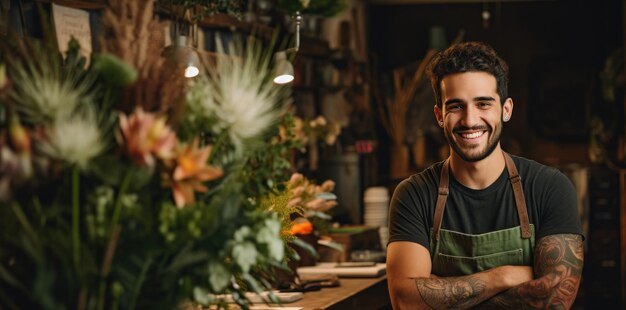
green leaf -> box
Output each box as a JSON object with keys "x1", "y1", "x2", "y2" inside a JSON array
[
  {"x1": 193, "y1": 286, "x2": 212, "y2": 306},
  {"x1": 291, "y1": 237, "x2": 317, "y2": 257},
  {"x1": 232, "y1": 242, "x2": 258, "y2": 273},
  {"x1": 208, "y1": 261, "x2": 231, "y2": 292},
  {"x1": 92, "y1": 53, "x2": 138, "y2": 87},
  {"x1": 315, "y1": 192, "x2": 337, "y2": 200}
]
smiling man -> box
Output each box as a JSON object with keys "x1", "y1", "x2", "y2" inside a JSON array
[{"x1": 386, "y1": 42, "x2": 584, "y2": 309}]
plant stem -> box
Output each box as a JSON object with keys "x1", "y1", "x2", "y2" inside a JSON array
[
  {"x1": 72, "y1": 166, "x2": 80, "y2": 266},
  {"x1": 98, "y1": 225, "x2": 121, "y2": 310},
  {"x1": 109, "y1": 169, "x2": 133, "y2": 236},
  {"x1": 32, "y1": 197, "x2": 45, "y2": 226},
  {"x1": 10, "y1": 202, "x2": 38, "y2": 244},
  {"x1": 128, "y1": 256, "x2": 153, "y2": 310}
]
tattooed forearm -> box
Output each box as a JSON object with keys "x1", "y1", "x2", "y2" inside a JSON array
[
  {"x1": 416, "y1": 276, "x2": 488, "y2": 309},
  {"x1": 479, "y1": 234, "x2": 584, "y2": 309}
]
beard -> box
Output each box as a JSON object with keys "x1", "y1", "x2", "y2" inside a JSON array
[{"x1": 444, "y1": 120, "x2": 502, "y2": 162}]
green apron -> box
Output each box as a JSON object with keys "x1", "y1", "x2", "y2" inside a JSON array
[{"x1": 430, "y1": 152, "x2": 535, "y2": 277}]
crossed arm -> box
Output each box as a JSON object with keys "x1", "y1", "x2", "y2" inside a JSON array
[{"x1": 387, "y1": 234, "x2": 584, "y2": 309}]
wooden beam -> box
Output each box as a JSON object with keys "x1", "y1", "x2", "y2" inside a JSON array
[
  {"x1": 369, "y1": 0, "x2": 556, "y2": 4},
  {"x1": 622, "y1": 4, "x2": 626, "y2": 308},
  {"x1": 621, "y1": 170, "x2": 626, "y2": 309}
]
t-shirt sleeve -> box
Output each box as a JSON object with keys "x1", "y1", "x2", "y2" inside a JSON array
[
  {"x1": 388, "y1": 177, "x2": 431, "y2": 250},
  {"x1": 536, "y1": 168, "x2": 584, "y2": 240}
]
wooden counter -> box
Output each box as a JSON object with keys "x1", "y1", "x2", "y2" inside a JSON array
[{"x1": 285, "y1": 275, "x2": 391, "y2": 310}]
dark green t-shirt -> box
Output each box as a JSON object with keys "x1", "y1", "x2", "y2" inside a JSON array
[{"x1": 388, "y1": 155, "x2": 583, "y2": 251}]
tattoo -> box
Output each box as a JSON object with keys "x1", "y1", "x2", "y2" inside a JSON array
[
  {"x1": 416, "y1": 276, "x2": 487, "y2": 309},
  {"x1": 480, "y1": 234, "x2": 584, "y2": 309}
]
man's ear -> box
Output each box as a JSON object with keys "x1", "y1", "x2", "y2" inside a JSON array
[
  {"x1": 434, "y1": 105, "x2": 443, "y2": 127},
  {"x1": 503, "y1": 98, "x2": 513, "y2": 122}
]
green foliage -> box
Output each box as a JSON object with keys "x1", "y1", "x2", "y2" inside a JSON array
[
  {"x1": 0, "y1": 28, "x2": 300, "y2": 310},
  {"x1": 240, "y1": 112, "x2": 303, "y2": 198},
  {"x1": 159, "y1": 0, "x2": 245, "y2": 20},
  {"x1": 277, "y1": 0, "x2": 347, "y2": 17}
]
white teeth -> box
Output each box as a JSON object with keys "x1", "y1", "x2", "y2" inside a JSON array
[{"x1": 461, "y1": 131, "x2": 484, "y2": 139}]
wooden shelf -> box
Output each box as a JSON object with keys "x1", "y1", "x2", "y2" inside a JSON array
[{"x1": 37, "y1": 0, "x2": 106, "y2": 10}]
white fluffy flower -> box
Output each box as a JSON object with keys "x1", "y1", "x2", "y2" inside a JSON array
[
  {"x1": 39, "y1": 107, "x2": 104, "y2": 169},
  {"x1": 188, "y1": 37, "x2": 285, "y2": 156},
  {"x1": 10, "y1": 59, "x2": 93, "y2": 124}
]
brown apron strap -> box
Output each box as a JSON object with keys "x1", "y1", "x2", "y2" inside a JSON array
[
  {"x1": 432, "y1": 158, "x2": 450, "y2": 242},
  {"x1": 504, "y1": 152, "x2": 532, "y2": 239}
]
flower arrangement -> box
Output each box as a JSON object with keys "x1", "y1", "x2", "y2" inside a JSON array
[
  {"x1": 291, "y1": 115, "x2": 342, "y2": 148},
  {"x1": 0, "y1": 0, "x2": 304, "y2": 309},
  {"x1": 258, "y1": 171, "x2": 339, "y2": 269},
  {"x1": 285, "y1": 173, "x2": 337, "y2": 235}
]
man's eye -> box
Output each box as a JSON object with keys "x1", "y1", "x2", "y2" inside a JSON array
[
  {"x1": 478, "y1": 102, "x2": 492, "y2": 108},
  {"x1": 447, "y1": 105, "x2": 461, "y2": 111}
]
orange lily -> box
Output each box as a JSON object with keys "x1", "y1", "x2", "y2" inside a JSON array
[{"x1": 169, "y1": 139, "x2": 223, "y2": 208}]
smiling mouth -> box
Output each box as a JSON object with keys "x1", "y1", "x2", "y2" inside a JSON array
[{"x1": 458, "y1": 131, "x2": 486, "y2": 139}]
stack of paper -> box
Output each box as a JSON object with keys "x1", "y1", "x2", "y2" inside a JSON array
[{"x1": 297, "y1": 263, "x2": 386, "y2": 278}]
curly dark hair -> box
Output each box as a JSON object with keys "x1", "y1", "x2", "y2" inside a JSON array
[{"x1": 426, "y1": 42, "x2": 509, "y2": 107}]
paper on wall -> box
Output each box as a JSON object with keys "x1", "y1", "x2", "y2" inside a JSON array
[{"x1": 52, "y1": 3, "x2": 92, "y2": 61}]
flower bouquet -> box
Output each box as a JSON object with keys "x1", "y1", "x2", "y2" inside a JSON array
[
  {"x1": 0, "y1": 0, "x2": 301, "y2": 309},
  {"x1": 292, "y1": 115, "x2": 342, "y2": 147}
]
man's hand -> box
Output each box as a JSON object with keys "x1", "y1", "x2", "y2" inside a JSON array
[
  {"x1": 415, "y1": 265, "x2": 533, "y2": 309},
  {"x1": 478, "y1": 234, "x2": 584, "y2": 309},
  {"x1": 387, "y1": 242, "x2": 534, "y2": 309}
]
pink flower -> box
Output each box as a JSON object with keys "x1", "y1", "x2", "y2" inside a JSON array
[
  {"x1": 166, "y1": 139, "x2": 223, "y2": 208},
  {"x1": 118, "y1": 107, "x2": 176, "y2": 167}
]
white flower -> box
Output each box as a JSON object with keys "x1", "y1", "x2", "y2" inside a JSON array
[
  {"x1": 10, "y1": 57, "x2": 93, "y2": 124},
  {"x1": 187, "y1": 37, "x2": 285, "y2": 156},
  {"x1": 38, "y1": 107, "x2": 104, "y2": 169}
]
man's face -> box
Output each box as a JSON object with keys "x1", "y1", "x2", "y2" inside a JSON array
[{"x1": 434, "y1": 71, "x2": 512, "y2": 162}]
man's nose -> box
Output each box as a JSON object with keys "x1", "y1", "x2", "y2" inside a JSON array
[{"x1": 460, "y1": 106, "x2": 480, "y2": 127}]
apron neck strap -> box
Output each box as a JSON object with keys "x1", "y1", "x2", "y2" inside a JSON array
[
  {"x1": 504, "y1": 152, "x2": 532, "y2": 238},
  {"x1": 431, "y1": 152, "x2": 532, "y2": 242},
  {"x1": 432, "y1": 158, "x2": 450, "y2": 242}
]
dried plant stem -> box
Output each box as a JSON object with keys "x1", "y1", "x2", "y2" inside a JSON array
[
  {"x1": 374, "y1": 49, "x2": 436, "y2": 146},
  {"x1": 100, "y1": 0, "x2": 187, "y2": 120},
  {"x1": 98, "y1": 225, "x2": 122, "y2": 310}
]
